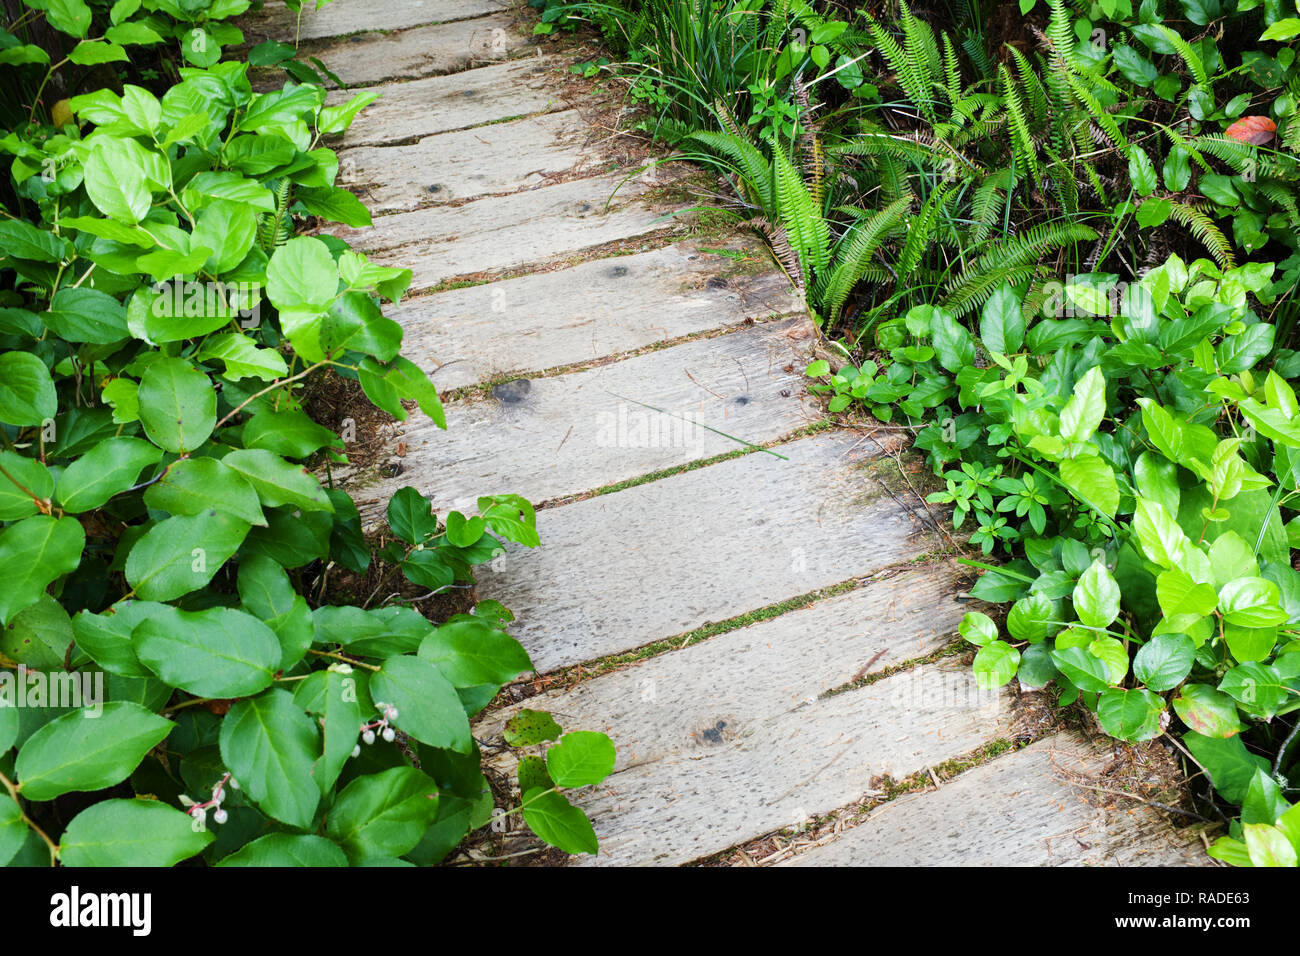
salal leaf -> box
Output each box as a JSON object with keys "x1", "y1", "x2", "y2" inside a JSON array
[
  {"x1": 143, "y1": 456, "x2": 266, "y2": 525},
  {"x1": 0, "y1": 451, "x2": 54, "y2": 520},
  {"x1": 1173, "y1": 683, "x2": 1245, "y2": 738},
  {"x1": 418, "y1": 618, "x2": 532, "y2": 687},
  {"x1": 1073, "y1": 560, "x2": 1120, "y2": 628},
  {"x1": 221, "y1": 449, "x2": 333, "y2": 512},
  {"x1": 545, "y1": 731, "x2": 616, "y2": 788},
  {"x1": 134, "y1": 606, "x2": 279, "y2": 697},
  {"x1": 15, "y1": 702, "x2": 172, "y2": 801},
  {"x1": 124, "y1": 510, "x2": 250, "y2": 601},
  {"x1": 0, "y1": 515, "x2": 84, "y2": 625},
  {"x1": 293, "y1": 667, "x2": 365, "y2": 794},
  {"x1": 55, "y1": 436, "x2": 161, "y2": 513},
  {"x1": 1058, "y1": 366, "x2": 1106, "y2": 443},
  {"x1": 973, "y1": 640, "x2": 1020, "y2": 688},
  {"x1": 217, "y1": 833, "x2": 348, "y2": 867},
  {"x1": 59, "y1": 799, "x2": 212, "y2": 866},
  {"x1": 1059, "y1": 454, "x2": 1119, "y2": 518},
  {"x1": 325, "y1": 766, "x2": 440, "y2": 861},
  {"x1": 137, "y1": 357, "x2": 217, "y2": 453},
  {"x1": 219, "y1": 689, "x2": 321, "y2": 829},
  {"x1": 521, "y1": 788, "x2": 597, "y2": 855},
  {"x1": 368, "y1": 655, "x2": 472, "y2": 753},
  {"x1": 0, "y1": 352, "x2": 57, "y2": 426},
  {"x1": 1133, "y1": 632, "x2": 1195, "y2": 691}
]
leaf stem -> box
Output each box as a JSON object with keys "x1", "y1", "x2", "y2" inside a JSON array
[{"x1": 0, "y1": 769, "x2": 58, "y2": 866}]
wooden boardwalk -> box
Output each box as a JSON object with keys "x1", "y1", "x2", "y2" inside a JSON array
[{"x1": 250, "y1": 0, "x2": 1212, "y2": 866}]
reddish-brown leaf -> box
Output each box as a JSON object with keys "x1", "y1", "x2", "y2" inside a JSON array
[{"x1": 1224, "y1": 115, "x2": 1276, "y2": 145}]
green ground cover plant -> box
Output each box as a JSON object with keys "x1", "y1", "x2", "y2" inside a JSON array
[
  {"x1": 547, "y1": 0, "x2": 1300, "y2": 864},
  {"x1": 0, "y1": 0, "x2": 613, "y2": 866}
]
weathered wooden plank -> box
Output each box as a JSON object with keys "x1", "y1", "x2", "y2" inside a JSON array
[
  {"x1": 567, "y1": 662, "x2": 1012, "y2": 866},
  {"x1": 781, "y1": 734, "x2": 1210, "y2": 866},
  {"x1": 293, "y1": 15, "x2": 529, "y2": 88},
  {"x1": 326, "y1": 56, "x2": 566, "y2": 149},
  {"x1": 476, "y1": 560, "x2": 973, "y2": 778},
  {"x1": 342, "y1": 317, "x2": 818, "y2": 507},
  {"x1": 339, "y1": 109, "x2": 592, "y2": 214},
  {"x1": 325, "y1": 170, "x2": 689, "y2": 291},
  {"x1": 242, "y1": 0, "x2": 508, "y2": 42},
  {"x1": 464, "y1": 432, "x2": 938, "y2": 673},
  {"x1": 395, "y1": 240, "x2": 802, "y2": 391}
]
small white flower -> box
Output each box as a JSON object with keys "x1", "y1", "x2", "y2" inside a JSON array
[
  {"x1": 351, "y1": 744, "x2": 361, "y2": 758},
  {"x1": 213, "y1": 808, "x2": 228, "y2": 825},
  {"x1": 362, "y1": 729, "x2": 376, "y2": 745},
  {"x1": 228, "y1": 777, "x2": 240, "y2": 791},
  {"x1": 382, "y1": 727, "x2": 395, "y2": 742}
]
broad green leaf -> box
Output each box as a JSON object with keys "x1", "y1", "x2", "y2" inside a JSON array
[
  {"x1": 71, "y1": 600, "x2": 166, "y2": 677},
  {"x1": 1244, "y1": 823, "x2": 1297, "y2": 866},
  {"x1": 973, "y1": 640, "x2": 1020, "y2": 689},
  {"x1": 219, "y1": 689, "x2": 321, "y2": 829},
  {"x1": 83, "y1": 137, "x2": 151, "y2": 223},
  {"x1": 124, "y1": 510, "x2": 250, "y2": 601},
  {"x1": 221, "y1": 449, "x2": 333, "y2": 512},
  {"x1": 1133, "y1": 633, "x2": 1196, "y2": 691},
  {"x1": 1007, "y1": 593, "x2": 1055, "y2": 643},
  {"x1": 239, "y1": 554, "x2": 313, "y2": 671},
  {"x1": 1134, "y1": 452, "x2": 1179, "y2": 516},
  {"x1": 1097, "y1": 687, "x2": 1164, "y2": 742},
  {"x1": 43, "y1": 0, "x2": 92, "y2": 37},
  {"x1": 59, "y1": 799, "x2": 212, "y2": 866},
  {"x1": 1220, "y1": 662, "x2": 1287, "y2": 716},
  {"x1": 1059, "y1": 366, "x2": 1106, "y2": 443},
  {"x1": 1134, "y1": 498, "x2": 1190, "y2": 569},
  {"x1": 242, "y1": 408, "x2": 340, "y2": 458},
  {"x1": 216, "y1": 833, "x2": 348, "y2": 866},
  {"x1": 137, "y1": 357, "x2": 217, "y2": 453},
  {"x1": 1128, "y1": 144, "x2": 1158, "y2": 193},
  {"x1": 930, "y1": 308, "x2": 975, "y2": 373},
  {"x1": 0, "y1": 352, "x2": 57, "y2": 426},
  {"x1": 197, "y1": 333, "x2": 289, "y2": 381},
  {"x1": 1184, "y1": 731, "x2": 1268, "y2": 803},
  {"x1": 418, "y1": 619, "x2": 531, "y2": 687},
  {"x1": 55, "y1": 437, "x2": 160, "y2": 513},
  {"x1": 0, "y1": 451, "x2": 53, "y2": 520},
  {"x1": 325, "y1": 767, "x2": 440, "y2": 861},
  {"x1": 1059, "y1": 454, "x2": 1119, "y2": 517},
  {"x1": 978, "y1": 284, "x2": 1025, "y2": 354},
  {"x1": 43, "y1": 288, "x2": 129, "y2": 344},
  {"x1": 68, "y1": 39, "x2": 127, "y2": 65},
  {"x1": 192, "y1": 199, "x2": 258, "y2": 274},
  {"x1": 368, "y1": 655, "x2": 472, "y2": 753},
  {"x1": 546, "y1": 731, "x2": 616, "y2": 788},
  {"x1": 520, "y1": 788, "x2": 597, "y2": 855},
  {"x1": 134, "y1": 606, "x2": 279, "y2": 697},
  {"x1": 292, "y1": 667, "x2": 365, "y2": 794},
  {"x1": 1173, "y1": 683, "x2": 1245, "y2": 738},
  {"x1": 358, "y1": 356, "x2": 446, "y2": 428},
  {"x1": 0, "y1": 220, "x2": 67, "y2": 262},
  {"x1": 386, "y1": 486, "x2": 437, "y2": 544},
  {"x1": 0, "y1": 516, "x2": 84, "y2": 625},
  {"x1": 1050, "y1": 645, "x2": 1110, "y2": 693},
  {"x1": 1219, "y1": 576, "x2": 1289, "y2": 630},
  {"x1": 1073, "y1": 561, "x2": 1120, "y2": 628},
  {"x1": 15, "y1": 702, "x2": 172, "y2": 801},
  {"x1": 958, "y1": 611, "x2": 998, "y2": 646},
  {"x1": 143, "y1": 456, "x2": 265, "y2": 525}
]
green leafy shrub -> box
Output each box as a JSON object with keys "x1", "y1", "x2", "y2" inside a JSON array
[
  {"x1": 819, "y1": 253, "x2": 1300, "y2": 865},
  {"x1": 0, "y1": 0, "x2": 613, "y2": 866}
]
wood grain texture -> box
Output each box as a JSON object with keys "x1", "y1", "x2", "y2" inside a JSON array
[
  {"x1": 326, "y1": 56, "x2": 566, "y2": 148},
  {"x1": 292, "y1": 15, "x2": 529, "y2": 87},
  {"x1": 476, "y1": 559, "x2": 974, "y2": 778},
  {"x1": 393, "y1": 240, "x2": 803, "y2": 391},
  {"x1": 463, "y1": 432, "x2": 940, "y2": 673},
  {"x1": 781, "y1": 734, "x2": 1211, "y2": 866},
  {"x1": 242, "y1": 0, "x2": 509, "y2": 42},
  {"x1": 324, "y1": 170, "x2": 690, "y2": 291},
  {"x1": 339, "y1": 317, "x2": 819, "y2": 507},
  {"x1": 567, "y1": 661, "x2": 1013, "y2": 866},
  {"x1": 339, "y1": 109, "x2": 592, "y2": 214}
]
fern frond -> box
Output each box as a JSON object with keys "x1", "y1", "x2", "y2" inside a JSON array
[
  {"x1": 941, "y1": 222, "x2": 1098, "y2": 315},
  {"x1": 678, "y1": 129, "x2": 774, "y2": 211},
  {"x1": 1166, "y1": 200, "x2": 1236, "y2": 269},
  {"x1": 773, "y1": 147, "x2": 830, "y2": 287},
  {"x1": 1157, "y1": 25, "x2": 1209, "y2": 89},
  {"x1": 816, "y1": 195, "x2": 912, "y2": 322},
  {"x1": 257, "y1": 178, "x2": 293, "y2": 253}
]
